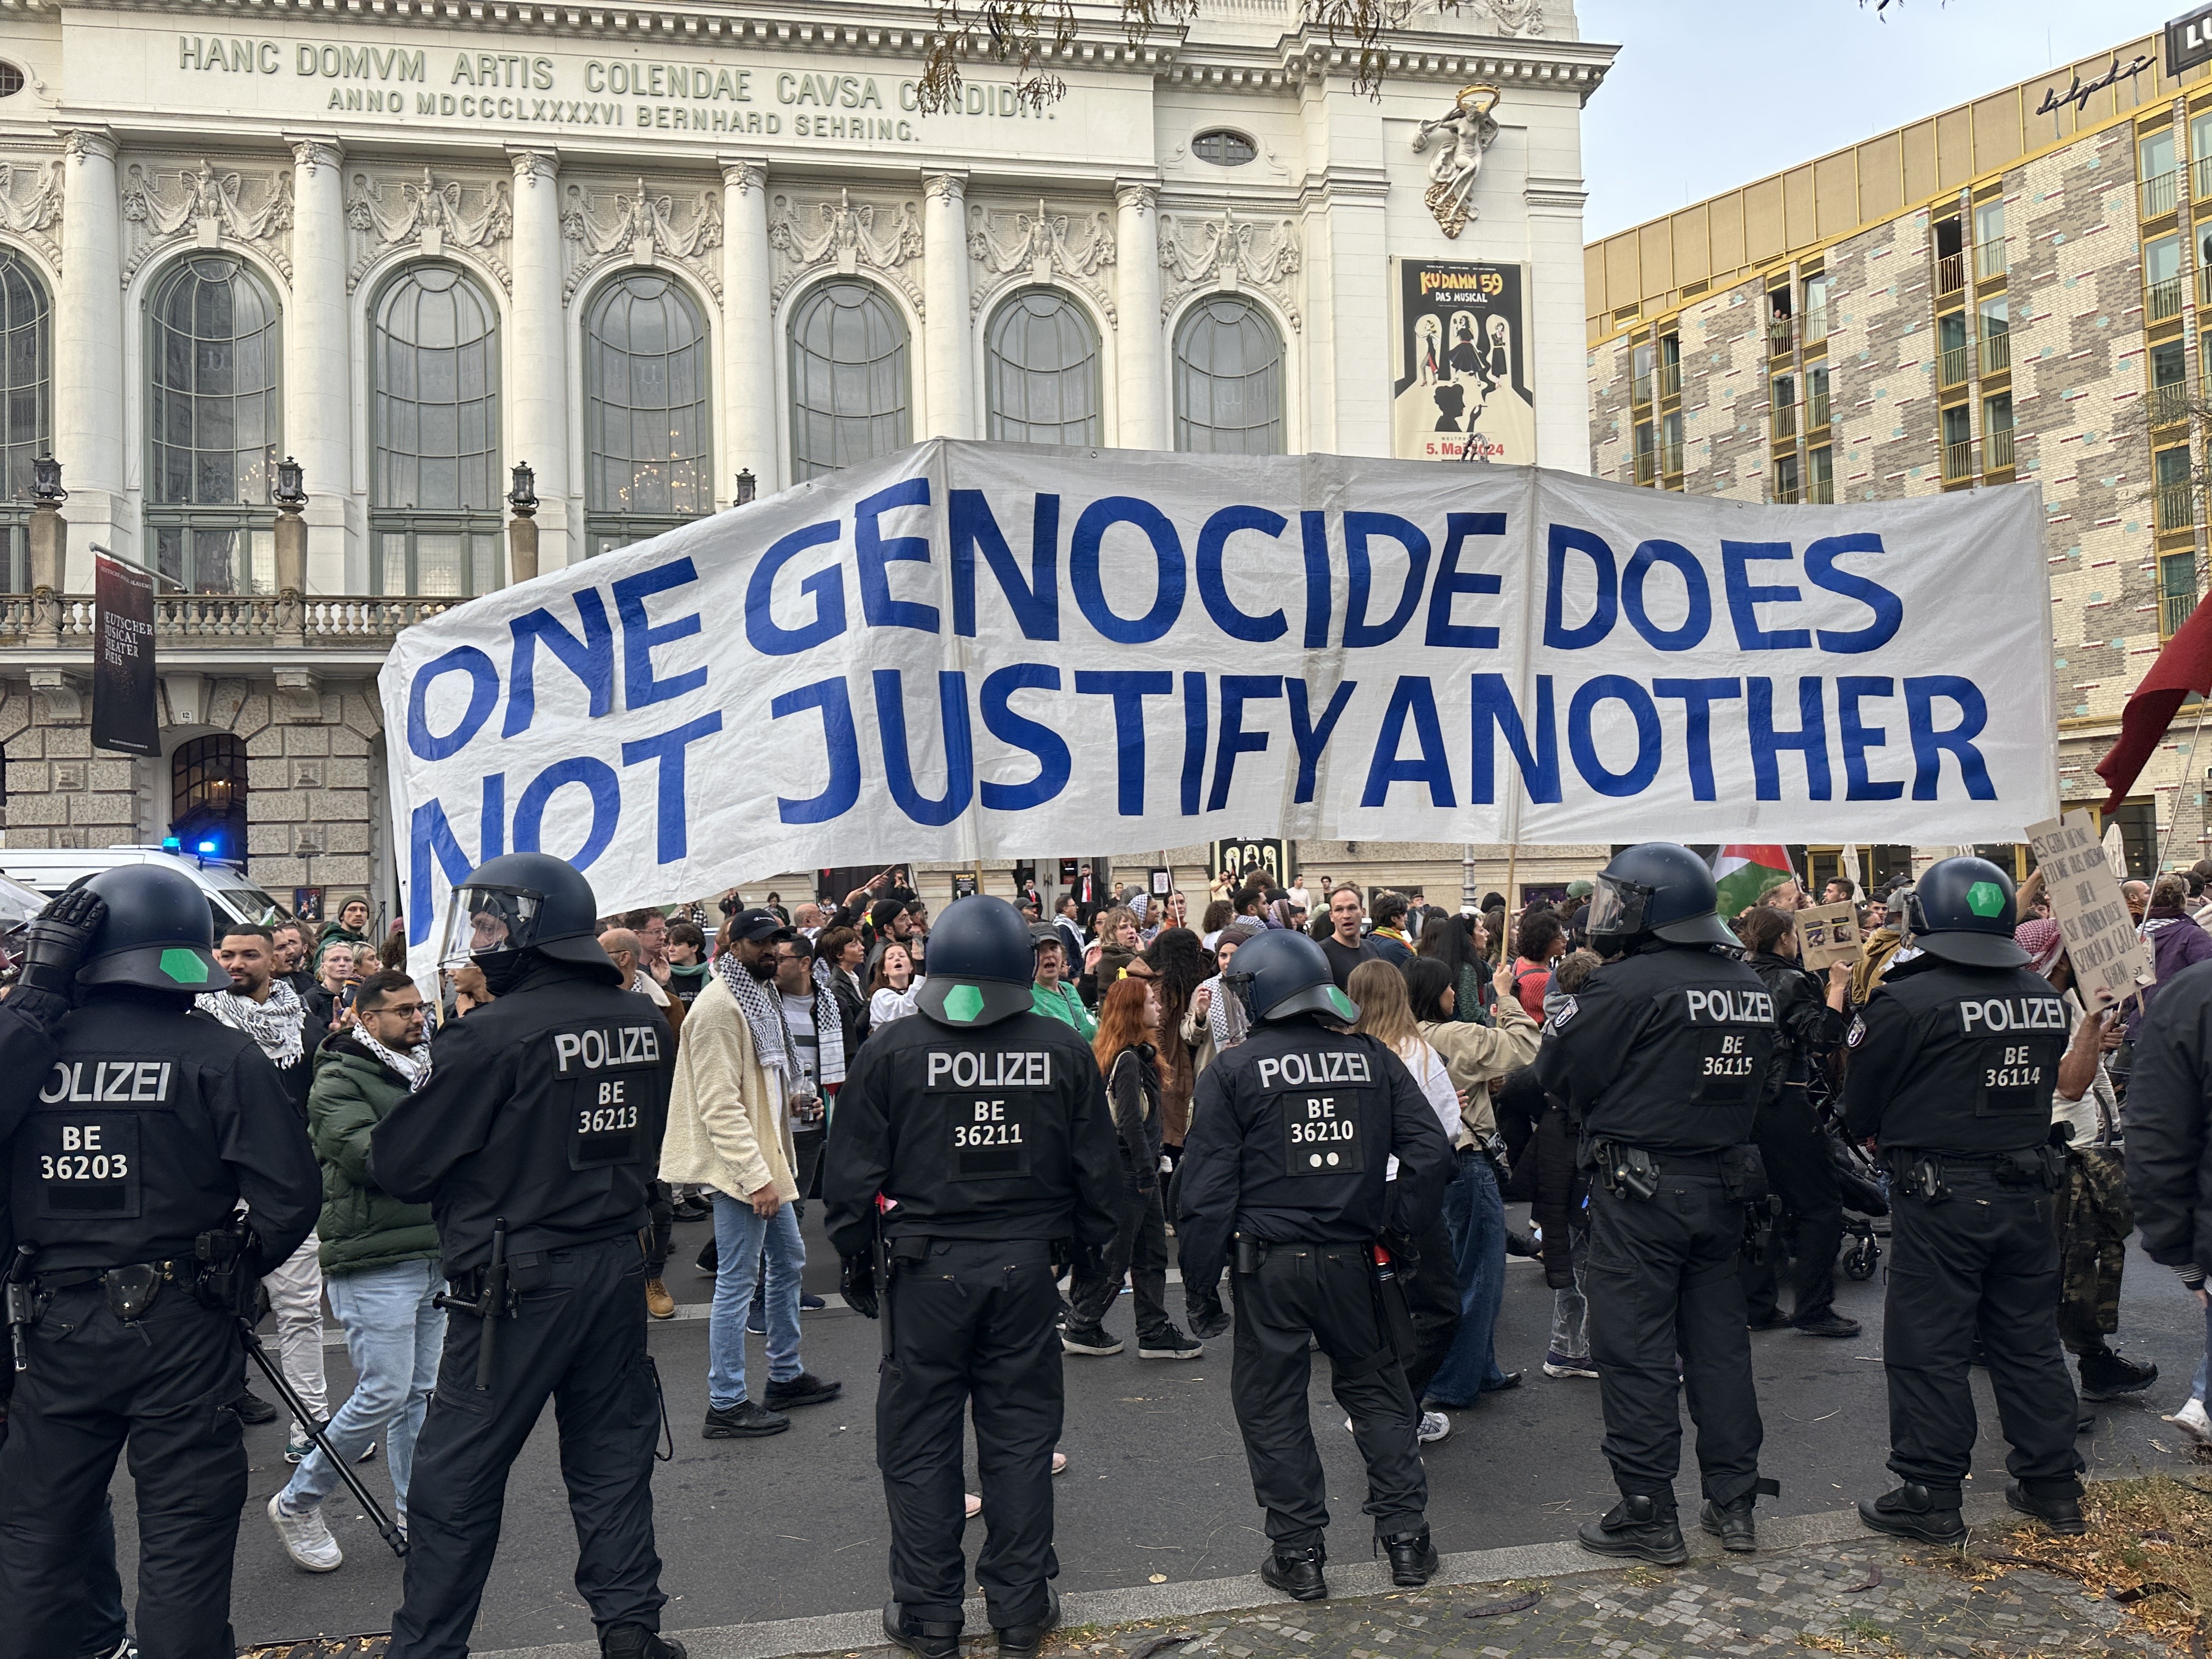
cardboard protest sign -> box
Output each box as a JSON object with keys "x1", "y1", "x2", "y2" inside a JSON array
[
  {"x1": 2024, "y1": 811, "x2": 2155, "y2": 1011},
  {"x1": 1797, "y1": 901, "x2": 1862, "y2": 970}
]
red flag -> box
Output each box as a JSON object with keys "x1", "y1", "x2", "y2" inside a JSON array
[{"x1": 2097, "y1": 597, "x2": 2212, "y2": 810}]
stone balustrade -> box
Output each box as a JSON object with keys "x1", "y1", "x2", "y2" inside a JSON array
[{"x1": 0, "y1": 593, "x2": 456, "y2": 648}]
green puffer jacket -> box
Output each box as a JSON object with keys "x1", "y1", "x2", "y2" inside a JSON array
[{"x1": 309, "y1": 1035, "x2": 441, "y2": 1275}]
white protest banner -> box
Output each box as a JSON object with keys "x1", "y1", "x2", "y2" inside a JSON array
[
  {"x1": 1797, "y1": 901, "x2": 1862, "y2": 972},
  {"x1": 2024, "y1": 811, "x2": 2155, "y2": 1011},
  {"x1": 381, "y1": 442, "x2": 2057, "y2": 977}
]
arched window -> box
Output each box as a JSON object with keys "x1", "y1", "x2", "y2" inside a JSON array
[
  {"x1": 1173, "y1": 296, "x2": 1284, "y2": 455},
  {"x1": 0, "y1": 250, "x2": 50, "y2": 593},
  {"x1": 788, "y1": 279, "x2": 909, "y2": 481},
  {"x1": 371, "y1": 264, "x2": 502, "y2": 596},
  {"x1": 585, "y1": 272, "x2": 711, "y2": 557},
  {"x1": 146, "y1": 255, "x2": 280, "y2": 593},
  {"x1": 170, "y1": 733, "x2": 247, "y2": 869},
  {"x1": 985, "y1": 289, "x2": 1101, "y2": 446}
]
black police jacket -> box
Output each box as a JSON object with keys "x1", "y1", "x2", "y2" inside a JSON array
[
  {"x1": 3, "y1": 986, "x2": 321, "y2": 1272},
  {"x1": 1743, "y1": 951, "x2": 1843, "y2": 1108},
  {"x1": 2121, "y1": 956, "x2": 2212, "y2": 1275},
  {"x1": 1174, "y1": 1016, "x2": 1452, "y2": 1294},
  {"x1": 821, "y1": 1008, "x2": 1120, "y2": 1260},
  {"x1": 1841, "y1": 954, "x2": 2066, "y2": 1155},
  {"x1": 1531, "y1": 940, "x2": 1778, "y2": 1154},
  {"x1": 371, "y1": 958, "x2": 674, "y2": 1274}
]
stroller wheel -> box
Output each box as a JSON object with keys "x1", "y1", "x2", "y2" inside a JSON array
[{"x1": 1843, "y1": 1238, "x2": 1880, "y2": 1281}]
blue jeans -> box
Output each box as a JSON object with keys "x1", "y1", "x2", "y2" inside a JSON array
[
  {"x1": 2194, "y1": 1291, "x2": 2211, "y2": 1402},
  {"x1": 709, "y1": 1192, "x2": 805, "y2": 1409},
  {"x1": 281, "y1": 1257, "x2": 444, "y2": 1517},
  {"x1": 1423, "y1": 1152, "x2": 1509, "y2": 1406}
]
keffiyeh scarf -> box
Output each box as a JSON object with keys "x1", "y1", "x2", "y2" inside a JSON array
[
  {"x1": 356, "y1": 1031, "x2": 434, "y2": 1093},
  {"x1": 196, "y1": 979, "x2": 304, "y2": 1066},
  {"x1": 715, "y1": 951, "x2": 792, "y2": 1081},
  {"x1": 808, "y1": 958, "x2": 848, "y2": 1087},
  {"x1": 1202, "y1": 971, "x2": 1251, "y2": 1053}
]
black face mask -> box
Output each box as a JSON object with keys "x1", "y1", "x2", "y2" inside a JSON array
[{"x1": 477, "y1": 947, "x2": 543, "y2": 996}]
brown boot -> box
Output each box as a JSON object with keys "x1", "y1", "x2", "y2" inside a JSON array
[{"x1": 645, "y1": 1278, "x2": 676, "y2": 1319}]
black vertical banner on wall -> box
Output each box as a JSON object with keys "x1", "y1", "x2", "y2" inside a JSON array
[{"x1": 92, "y1": 552, "x2": 159, "y2": 757}]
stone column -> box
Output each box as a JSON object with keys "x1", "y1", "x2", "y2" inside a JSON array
[
  {"x1": 506, "y1": 148, "x2": 569, "y2": 572},
  {"x1": 922, "y1": 171, "x2": 973, "y2": 439},
  {"x1": 1113, "y1": 179, "x2": 1164, "y2": 450},
  {"x1": 286, "y1": 138, "x2": 349, "y2": 590},
  {"x1": 719, "y1": 158, "x2": 775, "y2": 495},
  {"x1": 1526, "y1": 177, "x2": 1593, "y2": 472},
  {"x1": 55, "y1": 128, "x2": 122, "y2": 588}
]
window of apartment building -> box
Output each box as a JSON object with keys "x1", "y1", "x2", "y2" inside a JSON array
[
  {"x1": 1770, "y1": 371, "x2": 1796, "y2": 441},
  {"x1": 1984, "y1": 391, "x2": 2015, "y2": 470},
  {"x1": 1972, "y1": 200, "x2": 2007, "y2": 280},
  {"x1": 1657, "y1": 331, "x2": 1681, "y2": 398},
  {"x1": 1938, "y1": 311, "x2": 1969, "y2": 387},
  {"x1": 1660, "y1": 410, "x2": 1683, "y2": 478},
  {"x1": 789, "y1": 278, "x2": 911, "y2": 482},
  {"x1": 148, "y1": 255, "x2": 281, "y2": 596},
  {"x1": 1808, "y1": 443, "x2": 1833, "y2": 503},
  {"x1": 985, "y1": 289, "x2": 1102, "y2": 447},
  {"x1": 1773, "y1": 452, "x2": 1800, "y2": 503},
  {"x1": 2157, "y1": 444, "x2": 2196, "y2": 534},
  {"x1": 2192, "y1": 109, "x2": 2212, "y2": 202},
  {"x1": 1801, "y1": 273, "x2": 1831, "y2": 346},
  {"x1": 1765, "y1": 285, "x2": 1792, "y2": 353},
  {"x1": 1934, "y1": 216, "x2": 1965, "y2": 292},
  {"x1": 2108, "y1": 799, "x2": 2160, "y2": 880},
  {"x1": 2162, "y1": 547, "x2": 2200, "y2": 638},
  {"x1": 2142, "y1": 125, "x2": 2180, "y2": 218},
  {"x1": 370, "y1": 263, "x2": 502, "y2": 597},
  {"x1": 0, "y1": 250, "x2": 48, "y2": 596},
  {"x1": 1633, "y1": 418, "x2": 1656, "y2": 484},
  {"x1": 1630, "y1": 338, "x2": 1654, "y2": 405},
  {"x1": 1977, "y1": 296, "x2": 2010, "y2": 374},
  {"x1": 584, "y1": 272, "x2": 711, "y2": 558},
  {"x1": 1805, "y1": 364, "x2": 1830, "y2": 431},
  {"x1": 1173, "y1": 296, "x2": 1284, "y2": 455},
  {"x1": 2147, "y1": 233, "x2": 2184, "y2": 324},
  {"x1": 2152, "y1": 339, "x2": 2188, "y2": 428},
  {"x1": 1941, "y1": 403, "x2": 1972, "y2": 480}
]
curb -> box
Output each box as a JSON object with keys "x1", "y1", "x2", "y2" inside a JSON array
[{"x1": 478, "y1": 1493, "x2": 2016, "y2": 1659}]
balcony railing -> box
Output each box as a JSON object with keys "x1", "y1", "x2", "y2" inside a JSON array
[
  {"x1": 1938, "y1": 344, "x2": 1971, "y2": 387},
  {"x1": 2164, "y1": 584, "x2": 2198, "y2": 639},
  {"x1": 1937, "y1": 252, "x2": 1965, "y2": 294},
  {"x1": 1656, "y1": 360, "x2": 1681, "y2": 399},
  {"x1": 1632, "y1": 449, "x2": 1658, "y2": 486},
  {"x1": 1806, "y1": 391, "x2": 1831, "y2": 431},
  {"x1": 1658, "y1": 441, "x2": 1683, "y2": 477},
  {"x1": 2197, "y1": 154, "x2": 2212, "y2": 206},
  {"x1": 2202, "y1": 267, "x2": 2212, "y2": 309},
  {"x1": 1771, "y1": 476, "x2": 1800, "y2": 505},
  {"x1": 1765, "y1": 317, "x2": 1793, "y2": 355},
  {"x1": 1770, "y1": 402, "x2": 1798, "y2": 442},
  {"x1": 1979, "y1": 331, "x2": 2011, "y2": 374},
  {"x1": 1986, "y1": 427, "x2": 2016, "y2": 472},
  {"x1": 1974, "y1": 238, "x2": 2008, "y2": 281},
  {"x1": 2157, "y1": 482, "x2": 2197, "y2": 534},
  {"x1": 1630, "y1": 371, "x2": 1652, "y2": 406},
  {"x1": 2144, "y1": 169, "x2": 2181, "y2": 220},
  {"x1": 2152, "y1": 381, "x2": 2190, "y2": 428},
  {"x1": 1942, "y1": 439, "x2": 1974, "y2": 482},
  {"x1": 0, "y1": 593, "x2": 459, "y2": 648},
  {"x1": 2149, "y1": 276, "x2": 2185, "y2": 324}
]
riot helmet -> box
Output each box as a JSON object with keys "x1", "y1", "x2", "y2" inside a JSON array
[
  {"x1": 1221, "y1": 928, "x2": 1359, "y2": 1025},
  {"x1": 74, "y1": 863, "x2": 228, "y2": 991},
  {"x1": 1587, "y1": 842, "x2": 1737, "y2": 952},
  {"x1": 915, "y1": 895, "x2": 1036, "y2": 1028},
  {"x1": 439, "y1": 851, "x2": 618, "y2": 983},
  {"x1": 1897, "y1": 856, "x2": 2027, "y2": 968}
]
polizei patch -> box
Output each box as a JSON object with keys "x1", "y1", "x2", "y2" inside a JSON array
[
  {"x1": 924, "y1": 1050, "x2": 1054, "y2": 1090},
  {"x1": 1681, "y1": 989, "x2": 1775, "y2": 1025},
  {"x1": 1254, "y1": 1050, "x2": 1375, "y2": 1090},
  {"x1": 551, "y1": 1025, "x2": 662, "y2": 1072},
  {"x1": 1956, "y1": 996, "x2": 2066, "y2": 1034}
]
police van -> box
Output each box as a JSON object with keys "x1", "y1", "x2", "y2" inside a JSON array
[{"x1": 0, "y1": 844, "x2": 291, "y2": 934}]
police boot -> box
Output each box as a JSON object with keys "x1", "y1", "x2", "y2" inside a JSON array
[
  {"x1": 1379, "y1": 1525, "x2": 1440, "y2": 1587},
  {"x1": 1699, "y1": 1495, "x2": 1758, "y2": 1554},
  {"x1": 2006, "y1": 1481, "x2": 2087, "y2": 1536},
  {"x1": 995, "y1": 1583, "x2": 1060, "y2": 1659},
  {"x1": 1260, "y1": 1544, "x2": 1328, "y2": 1601},
  {"x1": 1576, "y1": 1497, "x2": 1688, "y2": 1566},
  {"x1": 1856, "y1": 1484, "x2": 1966, "y2": 1546},
  {"x1": 883, "y1": 1602, "x2": 962, "y2": 1659},
  {"x1": 2077, "y1": 1344, "x2": 2159, "y2": 1402},
  {"x1": 601, "y1": 1627, "x2": 687, "y2": 1659}
]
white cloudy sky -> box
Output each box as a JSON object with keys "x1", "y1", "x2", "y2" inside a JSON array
[{"x1": 1577, "y1": 0, "x2": 2183, "y2": 241}]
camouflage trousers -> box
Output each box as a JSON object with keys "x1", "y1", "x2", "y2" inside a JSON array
[{"x1": 2051, "y1": 1144, "x2": 2131, "y2": 1355}]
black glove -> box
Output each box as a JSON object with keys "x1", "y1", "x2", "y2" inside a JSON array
[
  {"x1": 839, "y1": 1252, "x2": 879, "y2": 1319},
  {"x1": 19, "y1": 877, "x2": 106, "y2": 1000}
]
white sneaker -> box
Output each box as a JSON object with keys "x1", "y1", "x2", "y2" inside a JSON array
[
  {"x1": 267, "y1": 1491, "x2": 343, "y2": 1572},
  {"x1": 1417, "y1": 1410, "x2": 1451, "y2": 1444},
  {"x1": 2162, "y1": 1397, "x2": 2212, "y2": 1444}
]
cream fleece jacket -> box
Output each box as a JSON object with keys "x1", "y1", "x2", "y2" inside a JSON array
[{"x1": 659, "y1": 974, "x2": 798, "y2": 1203}]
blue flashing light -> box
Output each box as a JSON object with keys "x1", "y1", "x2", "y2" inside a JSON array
[
  {"x1": 161, "y1": 837, "x2": 182, "y2": 853},
  {"x1": 196, "y1": 839, "x2": 218, "y2": 855}
]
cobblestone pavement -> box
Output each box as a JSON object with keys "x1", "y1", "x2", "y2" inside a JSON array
[{"x1": 1055, "y1": 1537, "x2": 2167, "y2": 1659}]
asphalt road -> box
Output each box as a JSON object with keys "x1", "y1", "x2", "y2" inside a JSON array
[{"x1": 108, "y1": 1205, "x2": 2212, "y2": 1654}]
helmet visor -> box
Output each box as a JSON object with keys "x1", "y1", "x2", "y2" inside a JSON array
[
  {"x1": 1587, "y1": 872, "x2": 1654, "y2": 939},
  {"x1": 439, "y1": 883, "x2": 546, "y2": 967}
]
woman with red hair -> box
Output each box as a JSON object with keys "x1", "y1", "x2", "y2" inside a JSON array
[{"x1": 1061, "y1": 977, "x2": 1203, "y2": 1361}]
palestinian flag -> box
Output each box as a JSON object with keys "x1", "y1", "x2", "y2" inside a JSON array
[{"x1": 1711, "y1": 845, "x2": 1796, "y2": 915}]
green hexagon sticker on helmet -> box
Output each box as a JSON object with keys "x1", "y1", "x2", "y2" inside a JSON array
[
  {"x1": 1965, "y1": 881, "x2": 2006, "y2": 919},
  {"x1": 160, "y1": 947, "x2": 218, "y2": 985},
  {"x1": 1326, "y1": 985, "x2": 1357, "y2": 1020},
  {"x1": 941, "y1": 983, "x2": 986, "y2": 1024}
]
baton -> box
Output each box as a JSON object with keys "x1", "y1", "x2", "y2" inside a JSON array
[
  {"x1": 5, "y1": 1243, "x2": 36, "y2": 1373},
  {"x1": 237, "y1": 1318, "x2": 408, "y2": 1557},
  {"x1": 433, "y1": 1216, "x2": 513, "y2": 1392}
]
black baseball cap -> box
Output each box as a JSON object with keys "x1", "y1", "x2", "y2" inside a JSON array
[{"x1": 727, "y1": 907, "x2": 794, "y2": 944}]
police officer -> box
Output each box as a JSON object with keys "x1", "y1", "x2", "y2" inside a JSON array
[
  {"x1": 1533, "y1": 843, "x2": 1779, "y2": 1565},
  {"x1": 370, "y1": 853, "x2": 682, "y2": 1659},
  {"x1": 823, "y1": 896, "x2": 1119, "y2": 1659},
  {"x1": 1843, "y1": 856, "x2": 2084, "y2": 1544},
  {"x1": 0, "y1": 866, "x2": 323, "y2": 1659},
  {"x1": 1176, "y1": 929, "x2": 1451, "y2": 1602}
]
